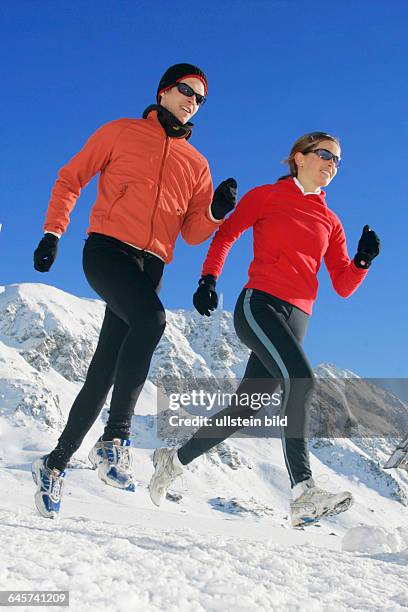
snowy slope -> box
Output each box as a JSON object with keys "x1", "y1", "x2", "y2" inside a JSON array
[{"x1": 1, "y1": 283, "x2": 408, "y2": 611}]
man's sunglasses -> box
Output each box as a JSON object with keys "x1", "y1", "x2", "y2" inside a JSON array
[
  {"x1": 174, "y1": 82, "x2": 206, "y2": 106},
  {"x1": 303, "y1": 148, "x2": 341, "y2": 168}
]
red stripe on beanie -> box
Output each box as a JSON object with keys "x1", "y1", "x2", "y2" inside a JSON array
[
  {"x1": 158, "y1": 76, "x2": 208, "y2": 101},
  {"x1": 175, "y1": 75, "x2": 208, "y2": 94}
]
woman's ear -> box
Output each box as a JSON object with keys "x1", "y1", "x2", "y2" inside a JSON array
[{"x1": 294, "y1": 151, "x2": 304, "y2": 167}]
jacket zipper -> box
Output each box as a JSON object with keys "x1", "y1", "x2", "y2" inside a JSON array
[
  {"x1": 106, "y1": 183, "x2": 128, "y2": 221},
  {"x1": 143, "y1": 137, "x2": 170, "y2": 250}
]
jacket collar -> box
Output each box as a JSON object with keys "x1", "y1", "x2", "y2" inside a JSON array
[
  {"x1": 277, "y1": 177, "x2": 326, "y2": 203},
  {"x1": 289, "y1": 177, "x2": 326, "y2": 201},
  {"x1": 142, "y1": 104, "x2": 193, "y2": 140},
  {"x1": 293, "y1": 177, "x2": 322, "y2": 195}
]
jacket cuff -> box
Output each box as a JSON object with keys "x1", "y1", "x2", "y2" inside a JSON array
[
  {"x1": 351, "y1": 258, "x2": 369, "y2": 274},
  {"x1": 207, "y1": 204, "x2": 224, "y2": 224}
]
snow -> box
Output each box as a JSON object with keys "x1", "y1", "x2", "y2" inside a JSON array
[
  {"x1": 1, "y1": 283, "x2": 408, "y2": 611},
  {"x1": 342, "y1": 525, "x2": 408, "y2": 554},
  {"x1": 2, "y1": 505, "x2": 408, "y2": 612}
]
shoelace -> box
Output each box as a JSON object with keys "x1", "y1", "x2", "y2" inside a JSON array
[
  {"x1": 304, "y1": 486, "x2": 337, "y2": 500},
  {"x1": 49, "y1": 472, "x2": 64, "y2": 501},
  {"x1": 114, "y1": 445, "x2": 132, "y2": 471}
]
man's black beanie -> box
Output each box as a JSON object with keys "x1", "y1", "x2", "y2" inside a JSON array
[{"x1": 157, "y1": 63, "x2": 208, "y2": 102}]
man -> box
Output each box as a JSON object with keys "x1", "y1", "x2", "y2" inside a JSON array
[{"x1": 32, "y1": 63, "x2": 237, "y2": 519}]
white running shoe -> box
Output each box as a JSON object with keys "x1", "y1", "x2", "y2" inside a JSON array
[
  {"x1": 31, "y1": 456, "x2": 65, "y2": 519},
  {"x1": 290, "y1": 477, "x2": 353, "y2": 528},
  {"x1": 149, "y1": 448, "x2": 183, "y2": 507},
  {"x1": 88, "y1": 438, "x2": 135, "y2": 492}
]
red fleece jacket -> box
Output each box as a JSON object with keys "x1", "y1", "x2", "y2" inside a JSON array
[
  {"x1": 43, "y1": 111, "x2": 221, "y2": 263},
  {"x1": 201, "y1": 178, "x2": 368, "y2": 315}
]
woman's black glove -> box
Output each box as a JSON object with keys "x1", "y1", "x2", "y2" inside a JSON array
[
  {"x1": 211, "y1": 178, "x2": 237, "y2": 220},
  {"x1": 193, "y1": 275, "x2": 218, "y2": 316},
  {"x1": 354, "y1": 225, "x2": 380, "y2": 269},
  {"x1": 33, "y1": 233, "x2": 59, "y2": 272}
]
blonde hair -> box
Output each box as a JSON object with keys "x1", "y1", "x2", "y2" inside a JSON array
[{"x1": 280, "y1": 131, "x2": 340, "y2": 179}]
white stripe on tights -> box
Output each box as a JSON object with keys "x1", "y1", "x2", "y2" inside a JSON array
[{"x1": 243, "y1": 289, "x2": 295, "y2": 486}]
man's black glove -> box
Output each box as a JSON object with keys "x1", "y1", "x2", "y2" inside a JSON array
[
  {"x1": 193, "y1": 275, "x2": 218, "y2": 316},
  {"x1": 211, "y1": 178, "x2": 237, "y2": 220},
  {"x1": 33, "y1": 233, "x2": 59, "y2": 272},
  {"x1": 354, "y1": 225, "x2": 380, "y2": 269}
]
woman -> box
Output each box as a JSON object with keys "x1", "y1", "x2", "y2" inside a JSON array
[{"x1": 148, "y1": 132, "x2": 380, "y2": 528}]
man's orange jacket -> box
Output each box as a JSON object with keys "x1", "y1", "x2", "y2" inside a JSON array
[{"x1": 44, "y1": 109, "x2": 222, "y2": 263}]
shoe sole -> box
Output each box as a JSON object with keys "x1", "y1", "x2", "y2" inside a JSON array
[
  {"x1": 152, "y1": 448, "x2": 161, "y2": 467},
  {"x1": 149, "y1": 449, "x2": 167, "y2": 507},
  {"x1": 88, "y1": 449, "x2": 98, "y2": 470},
  {"x1": 34, "y1": 493, "x2": 57, "y2": 519}
]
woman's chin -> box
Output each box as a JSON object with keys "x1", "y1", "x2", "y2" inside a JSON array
[{"x1": 317, "y1": 177, "x2": 331, "y2": 189}]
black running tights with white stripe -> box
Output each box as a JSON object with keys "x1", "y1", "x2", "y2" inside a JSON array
[{"x1": 177, "y1": 288, "x2": 315, "y2": 487}]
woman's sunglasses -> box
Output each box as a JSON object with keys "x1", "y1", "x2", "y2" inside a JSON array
[
  {"x1": 174, "y1": 82, "x2": 206, "y2": 106},
  {"x1": 304, "y1": 148, "x2": 341, "y2": 168}
]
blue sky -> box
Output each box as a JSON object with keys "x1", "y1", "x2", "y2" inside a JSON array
[{"x1": 1, "y1": 0, "x2": 407, "y2": 378}]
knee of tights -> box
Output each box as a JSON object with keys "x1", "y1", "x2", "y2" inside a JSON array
[{"x1": 128, "y1": 310, "x2": 166, "y2": 339}]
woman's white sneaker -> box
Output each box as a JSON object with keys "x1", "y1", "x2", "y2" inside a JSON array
[
  {"x1": 290, "y1": 477, "x2": 353, "y2": 528},
  {"x1": 149, "y1": 448, "x2": 183, "y2": 507}
]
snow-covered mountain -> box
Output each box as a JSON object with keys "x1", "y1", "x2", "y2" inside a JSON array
[
  {"x1": 1, "y1": 283, "x2": 408, "y2": 610},
  {"x1": 1, "y1": 282, "x2": 407, "y2": 489}
]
